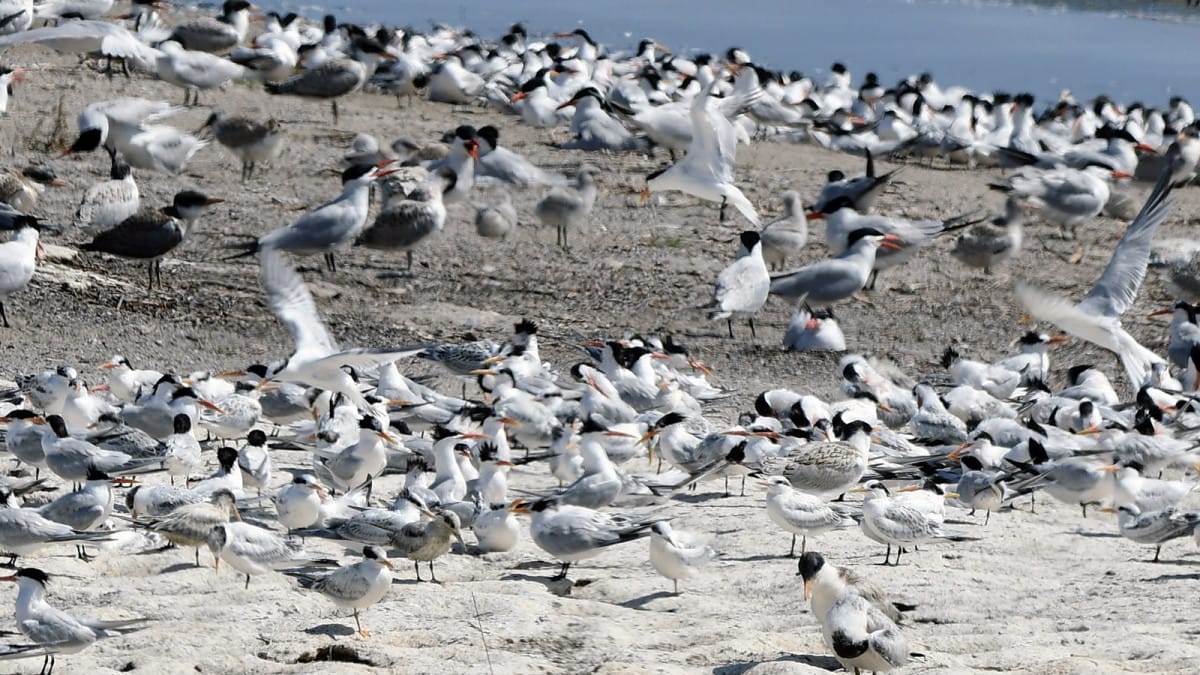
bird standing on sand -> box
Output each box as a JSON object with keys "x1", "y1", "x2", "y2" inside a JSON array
[
  {"x1": 357, "y1": 168, "x2": 455, "y2": 271},
  {"x1": 706, "y1": 231, "x2": 770, "y2": 338},
  {"x1": 535, "y1": 166, "x2": 597, "y2": 249},
  {"x1": 80, "y1": 190, "x2": 224, "y2": 290},
  {"x1": 199, "y1": 110, "x2": 287, "y2": 182}
]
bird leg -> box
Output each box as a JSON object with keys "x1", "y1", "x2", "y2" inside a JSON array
[
  {"x1": 0, "y1": 301, "x2": 9, "y2": 328},
  {"x1": 748, "y1": 318, "x2": 757, "y2": 339},
  {"x1": 76, "y1": 545, "x2": 93, "y2": 562},
  {"x1": 985, "y1": 510, "x2": 991, "y2": 526},
  {"x1": 801, "y1": 535, "x2": 807, "y2": 555},
  {"x1": 1153, "y1": 545, "x2": 1162, "y2": 563},
  {"x1": 866, "y1": 269, "x2": 879, "y2": 291},
  {"x1": 406, "y1": 250, "x2": 414, "y2": 271},
  {"x1": 789, "y1": 534, "x2": 796, "y2": 557},
  {"x1": 354, "y1": 608, "x2": 370, "y2": 638},
  {"x1": 894, "y1": 547, "x2": 904, "y2": 566},
  {"x1": 146, "y1": 263, "x2": 155, "y2": 291},
  {"x1": 3, "y1": 554, "x2": 15, "y2": 567},
  {"x1": 194, "y1": 548, "x2": 201, "y2": 567},
  {"x1": 244, "y1": 574, "x2": 251, "y2": 589},
  {"x1": 550, "y1": 561, "x2": 570, "y2": 581},
  {"x1": 719, "y1": 196, "x2": 727, "y2": 223},
  {"x1": 879, "y1": 545, "x2": 891, "y2": 566},
  {"x1": 726, "y1": 319, "x2": 734, "y2": 339},
  {"x1": 1081, "y1": 503, "x2": 1088, "y2": 518},
  {"x1": 332, "y1": 100, "x2": 339, "y2": 125},
  {"x1": 324, "y1": 252, "x2": 337, "y2": 273},
  {"x1": 673, "y1": 579, "x2": 679, "y2": 595},
  {"x1": 429, "y1": 561, "x2": 440, "y2": 584},
  {"x1": 413, "y1": 561, "x2": 423, "y2": 582}
]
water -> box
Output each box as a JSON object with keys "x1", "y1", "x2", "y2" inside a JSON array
[{"x1": 257, "y1": 0, "x2": 1200, "y2": 104}]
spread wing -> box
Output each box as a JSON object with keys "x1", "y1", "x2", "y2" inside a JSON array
[
  {"x1": 259, "y1": 247, "x2": 339, "y2": 362},
  {"x1": 1078, "y1": 169, "x2": 1174, "y2": 319}
]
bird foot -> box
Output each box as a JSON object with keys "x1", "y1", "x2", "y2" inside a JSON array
[{"x1": 357, "y1": 629, "x2": 371, "y2": 638}]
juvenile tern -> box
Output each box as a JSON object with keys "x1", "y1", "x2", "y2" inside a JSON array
[
  {"x1": 357, "y1": 167, "x2": 455, "y2": 271},
  {"x1": 0, "y1": 165, "x2": 64, "y2": 213},
  {"x1": 207, "y1": 521, "x2": 336, "y2": 588},
  {"x1": 857, "y1": 480, "x2": 977, "y2": 565},
  {"x1": 474, "y1": 190, "x2": 518, "y2": 240},
  {"x1": 80, "y1": 190, "x2": 224, "y2": 289},
  {"x1": 390, "y1": 510, "x2": 465, "y2": 582},
  {"x1": 141, "y1": 488, "x2": 240, "y2": 566},
  {"x1": 758, "y1": 190, "x2": 808, "y2": 270},
  {"x1": 783, "y1": 307, "x2": 846, "y2": 352},
  {"x1": 1106, "y1": 503, "x2": 1199, "y2": 562},
  {"x1": 199, "y1": 110, "x2": 287, "y2": 181},
  {"x1": 535, "y1": 166, "x2": 597, "y2": 249}
]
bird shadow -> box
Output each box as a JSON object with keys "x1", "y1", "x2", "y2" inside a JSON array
[
  {"x1": 158, "y1": 562, "x2": 201, "y2": 575},
  {"x1": 498, "y1": 573, "x2": 579, "y2": 596},
  {"x1": 713, "y1": 653, "x2": 842, "y2": 674},
  {"x1": 509, "y1": 560, "x2": 559, "y2": 570},
  {"x1": 620, "y1": 591, "x2": 676, "y2": 610},
  {"x1": 722, "y1": 553, "x2": 793, "y2": 563},
  {"x1": 672, "y1": 492, "x2": 744, "y2": 504},
  {"x1": 1069, "y1": 530, "x2": 1121, "y2": 538},
  {"x1": 1143, "y1": 572, "x2": 1200, "y2": 582},
  {"x1": 1130, "y1": 557, "x2": 1199, "y2": 567},
  {"x1": 305, "y1": 623, "x2": 355, "y2": 638}
]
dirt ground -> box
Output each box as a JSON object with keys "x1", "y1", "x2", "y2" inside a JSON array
[{"x1": 0, "y1": 20, "x2": 1195, "y2": 675}]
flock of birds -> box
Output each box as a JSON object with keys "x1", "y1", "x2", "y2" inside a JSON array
[{"x1": 0, "y1": 1, "x2": 1187, "y2": 673}]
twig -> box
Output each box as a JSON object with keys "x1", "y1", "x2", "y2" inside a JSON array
[{"x1": 470, "y1": 592, "x2": 494, "y2": 675}]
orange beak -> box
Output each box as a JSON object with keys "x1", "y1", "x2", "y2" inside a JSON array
[
  {"x1": 510, "y1": 91, "x2": 527, "y2": 103},
  {"x1": 805, "y1": 211, "x2": 825, "y2": 221}
]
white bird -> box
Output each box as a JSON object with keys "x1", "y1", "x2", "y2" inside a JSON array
[
  {"x1": 0, "y1": 489, "x2": 111, "y2": 565},
  {"x1": 857, "y1": 480, "x2": 975, "y2": 565},
  {"x1": 535, "y1": 166, "x2": 598, "y2": 249},
  {"x1": 471, "y1": 503, "x2": 520, "y2": 553},
  {"x1": 155, "y1": 40, "x2": 245, "y2": 106},
  {"x1": 512, "y1": 497, "x2": 658, "y2": 581},
  {"x1": 66, "y1": 98, "x2": 207, "y2": 175},
  {"x1": 236, "y1": 430, "x2": 271, "y2": 496},
  {"x1": 0, "y1": 20, "x2": 159, "y2": 72},
  {"x1": 999, "y1": 163, "x2": 1117, "y2": 239},
  {"x1": 207, "y1": 521, "x2": 332, "y2": 588},
  {"x1": 706, "y1": 231, "x2": 770, "y2": 338},
  {"x1": 274, "y1": 474, "x2": 327, "y2": 532},
  {"x1": 256, "y1": 247, "x2": 428, "y2": 412},
  {"x1": 161, "y1": 414, "x2": 201, "y2": 483},
  {"x1": 762, "y1": 476, "x2": 856, "y2": 556},
  {"x1": 783, "y1": 307, "x2": 846, "y2": 352},
  {"x1": 769, "y1": 229, "x2": 902, "y2": 304},
  {"x1": 234, "y1": 163, "x2": 398, "y2": 272},
  {"x1": 1016, "y1": 171, "x2": 1173, "y2": 392},
  {"x1": 648, "y1": 521, "x2": 717, "y2": 594},
  {"x1": 293, "y1": 545, "x2": 393, "y2": 638},
  {"x1": 476, "y1": 125, "x2": 564, "y2": 187},
  {"x1": 0, "y1": 214, "x2": 43, "y2": 327},
  {"x1": 142, "y1": 488, "x2": 239, "y2": 566},
  {"x1": 641, "y1": 78, "x2": 760, "y2": 225},
  {"x1": 1, "y1": 567, "x2": 149, "y2": 675},
  {"x1": 73, "y1": 155, "x2": 138, "y2": 235},
  {"x1": 797, "y1": 551, "x2": 911, "y2": 628},
  {"x1": 821, "y1": 590, "x2": 910, "y2": 674}
]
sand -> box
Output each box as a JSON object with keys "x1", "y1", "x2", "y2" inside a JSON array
[{"x1": 0, "y1": 10, "x2": 1194, "y2": 675}]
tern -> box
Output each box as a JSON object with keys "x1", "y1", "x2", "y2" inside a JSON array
[
  {"x1": 140, "y1": 488, "x2": 240, "y2": 566},
  {"x1": 640, "y1": 78, "x2": 760, "y2": 225},
  {"x1": 648, "y1": 521, "x2": 717, "y2": 594},
  {"x1": 1016, "y1": 170, "x2": 1173, "y2": 392},
  {"x1": 356, "y1": 167, "x2": 455, "y2": 271},
  {"x1": 511, "y1": 497, "x2": 659, "y2": 581},
  {"x1": 266, "y1": 37, "x2": 389, "y2": 122},
  {"x1": 1, "y1": 568, "x2": 149, "y2": 675},
  {"x1": 155, "y1": 40, "x2": 245, "y2": 106},
  {"x1": 66, "y1": 98, "x2": 207, "y2": 174},
  {"x1": 797, "y1": 552, "x2": 913, "y2": 627},
  {"x1": 0, "y1": 212, "x2": 47, "y2": 327},
  {"x1": 291, "y1": 546, "x2": 393, "y2": 637},
  {"x1": 705, "y1": 231, "x2": 770, "y2": 338},
  {"x1": 762, "y1": 476, "x2": 856, "y2": 556},
  {"x1": 207, "y1": 521, "x2": 336, "y2": 589},
  {"x1": 389, "y1": 510, "x2": 465, "y2": 583},
  {"x1": 198, "y1": 110, "x2": 287, "y2": 182},
  {"x1": 80, "y1": 190, "x2": 224, "y2": 290},
  {"x1": 0, "y1": 165, "x2": 64, "y2": 213},
  {"x1": 257, "y1": 246, "x2": 428, "y2": 412},
  {"x1": 768, "y1": 229, "x2": 902, "y2": 305},
  {"x1": 229, "y1": 162, "x2": 398, "y2": 272},
  {"x1": 758, "y1": 190, "x2": 808, "y2": 271},
  {"x1": 1106, "y1": 503, "x2": 1200, "y2": 562},
  {"x1": 72, "y1": 154, "x2": 139, "y2": 235},
  {"x1": 535, "y1": 166, "x2": 597, "y2": 249}
]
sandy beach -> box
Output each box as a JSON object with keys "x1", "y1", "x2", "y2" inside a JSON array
[{"x1": 0, "y1": 9, "x2": 1195, "y2": 675}]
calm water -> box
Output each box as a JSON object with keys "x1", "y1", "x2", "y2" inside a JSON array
[{"x1": 255, "y1": 0, "x2": 1200, "y2": 105}]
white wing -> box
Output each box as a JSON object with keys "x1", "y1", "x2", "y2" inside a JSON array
[
  {"x1": 1079, "y1": 170, "x2": 1174, "y2": 319},
  {"x1": 259, "y1": 247, "x2": 339, "y2": 363}
]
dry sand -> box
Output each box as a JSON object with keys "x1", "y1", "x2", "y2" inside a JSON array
[{"x1": 0, "y1": 14, "x2": 1194, "y2": 675}]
